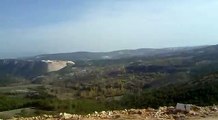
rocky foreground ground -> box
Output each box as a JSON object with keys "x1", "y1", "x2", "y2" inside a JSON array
[{"x1": 11, "y1": 105, "x2": 218, "y2": 120}]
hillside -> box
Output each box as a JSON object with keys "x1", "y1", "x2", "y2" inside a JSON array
[
  {"x1": 0, "y1": 60, "x2": 47, "y2": 78},
  {"x1": 0, "y1": 59, "x2": 74, "y2": 79}
]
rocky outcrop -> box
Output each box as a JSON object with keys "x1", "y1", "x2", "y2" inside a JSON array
[{"x1": 11, "y1": 105, "x2": 218, "y2": 120}]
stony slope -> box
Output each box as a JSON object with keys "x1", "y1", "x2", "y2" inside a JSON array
[{"x1": 11, "y1": 105, "x2": 218, "y2": 120}]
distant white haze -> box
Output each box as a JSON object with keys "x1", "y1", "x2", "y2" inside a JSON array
[{"x1": 0, "y1": 0, "x2": 218, "y2": 58}]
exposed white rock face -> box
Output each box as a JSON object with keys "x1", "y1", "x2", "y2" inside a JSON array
[
  {"x1": 41, "y1": 60, "x2": 75, "y2": 72},
  {"x1": 67, "y1": 61, "x2": 75, "y2": 64},
  {"x1": 59, "y1": 113, "x2": 73, "y2": 119},
  {"x1": 102, "y1": 56, "x2": 111, "y2": 59},
  {"x1": 176, "y1": 103, "x2": 191, "y2": 112}
]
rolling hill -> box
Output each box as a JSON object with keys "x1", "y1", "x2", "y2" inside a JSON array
[{"x1": 26, "y1": 46, "x2": 206, "y2": 61}]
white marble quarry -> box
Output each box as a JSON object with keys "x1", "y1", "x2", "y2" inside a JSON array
[{"x1": 41, "y1": 60, "x2": 75, "y2": 72}]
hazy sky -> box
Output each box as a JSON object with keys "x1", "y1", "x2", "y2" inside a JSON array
[{"x1": 0, "y1": 0, "x2": 218, "y2": 58}]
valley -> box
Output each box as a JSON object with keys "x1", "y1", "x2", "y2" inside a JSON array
[{"x1": 1, "y1": 45, "x2": 218, "y2": 119}]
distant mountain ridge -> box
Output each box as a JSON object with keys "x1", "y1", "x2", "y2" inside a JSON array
[
  {"x1": 26, "y1": 46, "x2": 207, "y2": 61},
  {"x1": 0, "y1": 45, "x2": 216, "y2": 79}
]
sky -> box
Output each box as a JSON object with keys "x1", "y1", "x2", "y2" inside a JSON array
[{"x1": 0, "y1": 0, "x2": 218, "y2": 58}]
